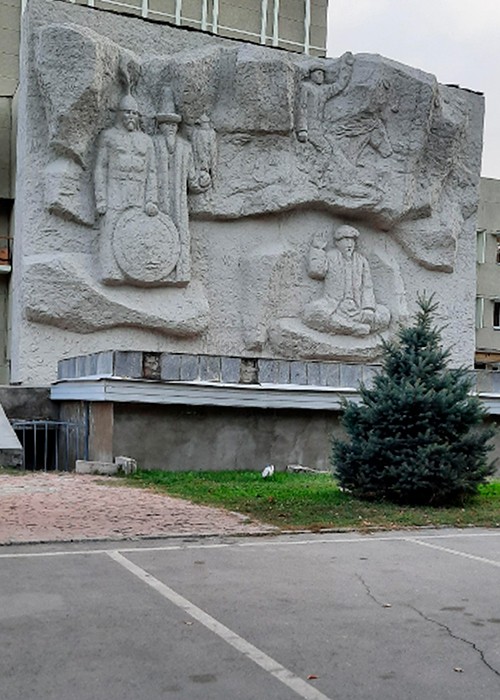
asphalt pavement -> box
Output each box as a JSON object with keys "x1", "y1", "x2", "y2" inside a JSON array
[{"x1": 1, "y1": 529, "x2": 500, "y2": 699}]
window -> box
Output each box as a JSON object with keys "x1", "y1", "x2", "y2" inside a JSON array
[
  {"x1": 477, "y1": 230, "x2": 486, "y2": 263},
  {"x1": 476, "y1": 297, "x2": 485, "y2": 329},
  {"x1": 494, "y1": 301, "x2": 500, "y2": 329}
]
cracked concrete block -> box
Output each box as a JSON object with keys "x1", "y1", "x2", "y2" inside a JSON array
[
  {"x1": 340, "y1": 364, "x2": 362, "y2": 388},
  {"x1": 161, "y1": 353, "x2": 182, "y2": 381},
  {"x1": 258, "y1": 359, "x2": 278, "y2": 384},
  {"x1": 362, "y1": 364, "x2": 380, "y2": 389},
  {"x1": 199, "y1": 355, "x2": 221, "y2": 382},
  {"x1": 276, "y1": 361, "x2": 291, "y2": 384},
  {"x1": 114, "y1": 351, "x2": 143, "y2": 379},
  {"x1": 306, "y1": 362, "x2": 322, "y2": 386},
  {"x1": 180, "y1": 354, "x2": 199, "y2": 381},
  {"x1": 96, "y1": 351, "x2": 114, "y2": 376},
  {"x1": 320, "y1": 363, "x2": 340, "y2": 387},
  {"x1": 221, "y1": 357, "x2": 240, "y2": 384},
  {"x1": 86, "y1": 353, "x2": 98, "y2": 376},
  {"x1": 290, "y1": 361, "x2": 307, "y2": 385}
]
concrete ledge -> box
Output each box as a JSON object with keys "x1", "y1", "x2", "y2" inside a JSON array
[{"x1": 57, "y1": 351, "x2": 380, "y2": 389}]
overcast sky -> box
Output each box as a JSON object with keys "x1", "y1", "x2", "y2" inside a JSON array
[{"x1": 327, "y1": 0, "x2": 500, "y2": 179}]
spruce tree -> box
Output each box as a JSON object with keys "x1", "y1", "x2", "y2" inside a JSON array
[{"x1": 332, "y1": 296, "x2": 496, "y2": 506}]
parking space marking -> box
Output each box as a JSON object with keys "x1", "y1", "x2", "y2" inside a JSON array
[
  {"x1": 408, "y1": 538, "x2": 500, "y2": 568},
  {"x1": 0, "y1": 530, "x2": 499, "y2": 560},
  {"x1": 107, "y1": 550, "x2": 334, "y2": 700}
]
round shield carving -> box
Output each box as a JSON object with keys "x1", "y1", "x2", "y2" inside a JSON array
[{"x1": 112, "y1": 208, "x2": 181, "y2": 285}]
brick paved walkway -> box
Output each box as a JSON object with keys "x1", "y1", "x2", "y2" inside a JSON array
[{"x1": 0, "y1": 472, "x2": 276, "y2": 544}]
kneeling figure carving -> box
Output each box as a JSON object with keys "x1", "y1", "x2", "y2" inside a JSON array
[{"x1": 303, "y1": 225, "x2": 390, "y2": 337}]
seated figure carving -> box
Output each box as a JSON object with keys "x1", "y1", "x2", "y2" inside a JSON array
[{"x1": 302, "y1": 225, "x2": 390, "y2": 337}]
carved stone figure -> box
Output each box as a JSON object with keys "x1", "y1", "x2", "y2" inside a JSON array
[
  {"x1": 155, "y1": 90, "x2": 210, "y2": 284},
  {"x1": 295, "y1": 52, "x2": 354, "y2": 147},
  {"x1": 94, "y1": 94, "x2": 158, "y2": 216},
  {"x1": 94, "y1": 93, "x2": 181, "y2": 286},
  {"x1": 302, "y1": 225, "x2": 390, "y2": 337},
  {"x1": 334, "y1": 79, "x2": 395, "y2": 165},
  {"x1": 190, "y1": 113, "x2": 217, "y2": 188}
]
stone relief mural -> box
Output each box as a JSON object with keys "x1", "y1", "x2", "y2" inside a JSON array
[{"x1": 13, "y1": 0, "x2": 483, "y2": 381}]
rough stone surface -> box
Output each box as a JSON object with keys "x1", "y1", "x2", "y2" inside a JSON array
[
  {"x1": 0, "y1": 387, "x2": 57, "y2": 420},
  {"x1": 0, "y1": 472, "x2": 275, "y2": 544},
  {"x1": 11, "y1": 0, "x2": 484, "y2": 383}
]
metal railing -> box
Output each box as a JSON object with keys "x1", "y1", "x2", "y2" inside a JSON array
[
  {"x1": 11, "y1": 419, "x2": 86, "y2": 471},
  {"x1": 22, "y1": 0, "x2": 323, "y2": 55}
]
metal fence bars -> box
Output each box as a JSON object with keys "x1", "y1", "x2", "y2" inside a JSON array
[{"x1": 11, "y1": 419, "x2": 86, "y2": 471}]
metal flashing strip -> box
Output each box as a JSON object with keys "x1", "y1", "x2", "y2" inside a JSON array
[
  {"x1": 50, "y1": 378, "x2": 359, "y2": 410},
  {"x1": 50, "y1": 379, "x2": 500, "y2": 414},
  {"x1": 475, "y1": 393, "x2": 500, "y2": 414}
]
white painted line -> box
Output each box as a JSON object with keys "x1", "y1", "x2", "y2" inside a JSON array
[
  {"x1": 408, "y1": 538, "x2": 500, "y2": 568},
  {"x1": 107, "y1": 550, "x2": 334, "y2": 700},
  {"x1": 0, "y1": 530, "x2": 499, "y2": 559}
]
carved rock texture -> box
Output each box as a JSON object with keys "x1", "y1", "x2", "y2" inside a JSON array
[
  {"x1": 24, "y1": 258, "x2": 209, "y2": 337},
  {"x1": 10, "y1": 0, "x2": 483, "y2": 383}
]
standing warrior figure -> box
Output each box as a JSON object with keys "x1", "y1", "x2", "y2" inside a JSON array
[
  {"x1": 94, "y1": 93, "x2": 166, "y2": 285},
  {"x1": 156, "y1": 90, "x2": 211, "y2": 284},
  {"x1": 295, "y1": 52, "x2": 354, "y2": 148},
  {"x1": 95, "y1": 93, "x2": 158, "y2": 220}
]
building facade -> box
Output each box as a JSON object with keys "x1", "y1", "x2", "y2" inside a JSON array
[
  {"x1": 0, "y1": 0, "x2": 21, "y2": 383},
  {"x1": 63, "y1": 0, "x2": 328, "y2": 56},
  {"x1": 476, "y1": 178, "x2": 500, "y2": 366}
]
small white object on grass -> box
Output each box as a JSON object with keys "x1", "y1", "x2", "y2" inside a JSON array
[{"x1": 261, "y1": 464, "x2": 275, "y2": 478}]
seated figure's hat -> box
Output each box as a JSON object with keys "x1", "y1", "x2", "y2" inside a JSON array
[{"x1": 334, "y1": 225, "x2": 359, "y2": 241}]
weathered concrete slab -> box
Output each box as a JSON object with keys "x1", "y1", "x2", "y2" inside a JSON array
[{"x1": 0, "y1": 403, "x2": 22, "y2": 467}]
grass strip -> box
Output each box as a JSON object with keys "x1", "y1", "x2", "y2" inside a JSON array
[{"x1": 126, "y1": 470, "x2": 500, "y2": 531}]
